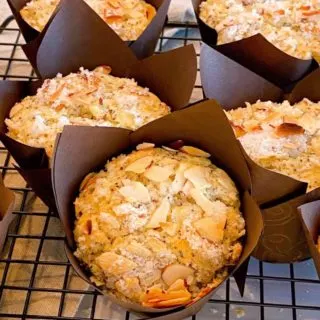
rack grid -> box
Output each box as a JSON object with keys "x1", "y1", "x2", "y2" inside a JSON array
[{"x1": 1, "y1": 15, "x2": 320, "y2": 320}]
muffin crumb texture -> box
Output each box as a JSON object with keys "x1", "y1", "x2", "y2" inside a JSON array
[
  {"x1": 5, "y1": 66, "x2": 170, "y2": 157},
  {"x1": 226, "y1": 99, "x2": 320, "y2": 191},
  {"x1": 20, "y1": 0, "x2": 156, "y2": 41},
  {"x1": 74, "y1": 145, "x2": 245, "y2": 307},
  {"x1": 199, "y1": 0, "x2": 320, "y2": 60}
]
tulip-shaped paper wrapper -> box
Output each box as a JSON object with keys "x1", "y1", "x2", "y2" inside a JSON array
[
  {"x1": 8, "y1": 0, "x2": 171, "y2": 62},
  {"x1": 200, "y1": 44, "x2": 320, "y2": 262},
  {"x1": 0, "y1": 175, "x2": 15, "y2": 253},
  {"x1": 52, "y1": 101, "x2": 263, "y2": 318},
  {"x1": 0, "y1": 11, "x2": 197, "y2": 211},
  {"x1": 191, "y1": 0, "x2": 319, "y2": 90},
  {"x1": 299, "y1": 201, "x2": 320, "y2": 279}
]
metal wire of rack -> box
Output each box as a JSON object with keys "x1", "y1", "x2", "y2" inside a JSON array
[{"x1": 0, "y1": 16, "x2": 320, "y2": 320}]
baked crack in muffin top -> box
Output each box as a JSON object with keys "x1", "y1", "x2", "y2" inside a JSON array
[
  {"x1": 226, "y1": 98, "x2": 320, "y2": 191},
  {"x1": 74, "y1": 144, "x2": 245, "y2": 307},
  {"x1": 20, "y1": 0, "x2": 156, "y2": 41},
  {"x1": 199, "y1": 0, "x2": 320, "y2": 60},
  {"x1": 5, "y1": 67, "x2": 170, "y2": 157}
]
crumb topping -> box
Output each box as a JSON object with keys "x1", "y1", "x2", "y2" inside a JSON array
[
  {"x1": 226, "y1": 98, "x2": 320, "y2": 190},
  {"x1": 5, "y1": 66, "x2": 170, "y2": 157},
  {"x1": 199, "y1": 0, "x2": 320, "y2": 60},
  {"x1": 74, "y1": 144, "x2": 245, "y2": 307},
  {"x1": 20, "y1": 0, "x2": 156, "y2": 41}
]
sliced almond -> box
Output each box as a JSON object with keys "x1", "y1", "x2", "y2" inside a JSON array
[
  {"x1": 136, "y1": 142, "x2": 155, "y2": 150},
  {"x1": 172, "y1": 172, "x2": 186, "y2": 194},
  {"x1": 162, "y1": 146, "x2": 178, "y2": 153},
  {"x1": 94, "y1": 65, "x2": 112, "y2": 75},
  {"x1": 147, "y1": 237, "x2": 167, "y2": 252},
  {"x1": 107, "y1": 0, "x2": 120, "y2": 8},
  {"x1": 144, "y1": 165, "x2": 174, "y2": 182},
  {"x1": 171, "y1": 206, "x2": 189, "y2": 225},
  {"x1": 50, "y1": 84, "x2": 65, "y2": 101},
  {"x1": 143, "y1": 270, "x2": 162, "y2": 287},
  {"x1": 231, "y1": 122, "x2": 246, "y2": 138},
  {"x1": 283, "y1": 115, "x2": 299, "y2": 124},
  {"x1": 96, "y1": 252, "x2": 137, "y2": 275},
  {"x1": 299, "y1": 113, "x2": 318, "y2": 134},
  {"x1": 147, "y1": 198, "x2": 170, "y2": 229},
  {"x1": 168, "y1": 279, "x2": 186, "y2": 292},
  {"x1": 105, "y1": 15, "x2": 124, "y2": 23},
  {"x1": 127, "y1": 241, "x2": 152, "y2": 258},
  {"x1": 145, "y1": 295, "x2": 191, "y2": 308},
  {"x1": 180, "y1": 146, "x2": 210, "y2": 158},
  {"x1": 171, "y1": 163, "x2": 191, "y2": 193},
  {"x1": 162, "y1": 264, "x2": 194, "y2": 286},
  {"x1": 143, "y1": 286, "x2": 191, "y2": 308},
  {"x1": 193, "y1": 217, "x2": 226, "y2": 243},
  {"x1": 182, "y1": 180, "x2": 193, "y2": 196},
  {"x1": 190, "y1": 187, "x2": 219, "y2": 216},
  {"x1": 55, "y1": 103, "x2": 65, "y2": 111},
  {"x1": 125, "y1": 156, "x2": 153, "y2": 174},
  {"x1": 119, "y1": 181, "x2": 150, "y2": 203},
  {"x1": 174, "y1": 239, "x2": 193, "y2": 262},
  {"x1": 186, "y1": 275, "x2": 194, "y2": 285},
  {"x1": 100, "y1": 212, "x2": 120, "y2": 229},
  {"x1": 275, "y1": 123, "x2": 305, "y2": 137},
  {"x1": 161, "y1": 222, "x2": 179, "y2": 236},
  {"x1": 80, "y1": 172, "x2": 96, "y2": 191},
  {"x1": 89, "y1": 104, "x2": 104, "y2": 119},
  {"x1": 145, "y1": 286, "x2": 162, "y2": 299},
  {"x1": 184, "y1": 166, "x2": 210, "y2": 189},
  {"x1": 146, "y1": 3, "x2": 157, "y2": 21}
]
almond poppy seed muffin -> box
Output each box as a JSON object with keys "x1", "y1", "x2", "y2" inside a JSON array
[
  {"x1": 20, "y1": 0, "x2": 156, "y2": 41},
  {"x1": 199, "y1": 0, "x2": 320, "y2": 60},
  {"x1": 226, "y1": 98, "x2": 320, "y2": 191},
  {"x1": 73, "y1": 144, "x2": 245, "y2": 307},
  {"x1": 5, "y1": 67, "x2": 170, "y2": 157}
]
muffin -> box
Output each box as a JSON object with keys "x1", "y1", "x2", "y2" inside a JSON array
[
  {"x1": 74, "y1": 143, "x2": 245, "y2": 307},
  {"x1": 199, "y1": 0, "x2": 320, "y2": 60},
  {"x1": 5, "y1": 66, "x2": 170, "y2": 157},
  {"x1": 226, "y1": 98, "x2": 320, "y2": 191},
  {"x1": 20, "y1": 0, "x2": 156, "y2": 41}
]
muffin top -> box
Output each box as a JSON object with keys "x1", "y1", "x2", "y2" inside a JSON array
[
  {"x1": 199, "y1": 0, "x2": 320, "y2": 60},
  {"x1": 20, "y1": 0, "x2": 156, "y2": 41},
  {"x1": 226, "y1": 98, "x2": 320, "y2": 191},
  {"x1": 74, "y1": 144, "x2": 245, "y2": 307},
  {"x1": 5, "y1": 66, "x2": 170, "y2": 157}
]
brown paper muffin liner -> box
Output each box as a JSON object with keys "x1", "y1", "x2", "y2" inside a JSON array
[
  {"x1": 191, "y1": 0, "x2": 319, "y2": 89},
  {"x1": 200, "y1": 43, "x2": 320, "y2": 262},
  {"x1": 299, "y1": 200, "x2": 320, "y2": 279},
  {"x1": 52, "y1": 100, "x2": 263, "y2": 317},
  {"x1": 0, "y1": 175, "x2": 15, "y2": 253},
  {"x1": 8, "y1": 0, "x2": 171, "y2": 61},
  {"x1": 0, "y1": 42, "x2": 197, "y2": 211}
]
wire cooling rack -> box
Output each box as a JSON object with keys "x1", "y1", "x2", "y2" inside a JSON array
[{"x1": 1, "y1": 15, "x2": 320, "y2": 320}]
